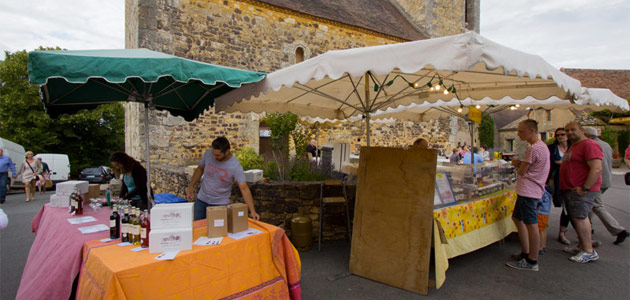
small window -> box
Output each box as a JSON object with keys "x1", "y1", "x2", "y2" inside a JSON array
[
  {"x1": 295, "y1": 47, "x2": 304, "y2": 63},
  {"x1": 506, "y1": 139, "x2": 514, "y2": 152},
  {"x1": 546, "y1": 110, "x2": 552, "y2": 121}
]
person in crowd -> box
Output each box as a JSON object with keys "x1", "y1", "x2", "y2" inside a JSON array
[
  {"x1": 460, "y1": 145, "x2": 469, "y2": 157},
  {"x1": 547, "y1": 128, "x2": 572, "y2": 245},
  {"x1": 584, "y1": 127, "x2": 629, "y2": 245},
  {"x1": 625, "y1": 144, "x2": 630, "y2": 168},
  {"x1": 506, "y1": 119, "x2": 550, "y2": 271},
  {"x1": 449, "y1": 148, "x2": 460, "y2": 163},
  {"x1": 462, "y1": 147, "x2": 483, "y2": 165},
  {"x1": 0, "y1": 148, "x2": 17, "y2": 204},
  {"x1": 110, "y1": 152, "x2": 151, "y2": 210},
  {"x1": 305, "y1": 139, "x2": 320, "y2": 159},
  {"x1": 411, "y1": 138, "x2": 429, "y2": 149},
  {"x1": 480, "y1": 145, "x2": 490, "y2": 161},
  {"x1": 186, "y1": 137, "x2": 260, "y2": 221},
  {"x1": 0, "y1": 208, "x2": 7, "y2": 229},
  {"x1": 559, "y1": 122, "x2": 602, "y2": 263},
  {"x1": 17, "y1": 151, "x2": 41, "y2": 202},
  {"x1": 537, "y1": 187, "x2": 552, "y2": 255},
  {"x1": 36, "y1": 157, "x2": 51, "y2": 194}
]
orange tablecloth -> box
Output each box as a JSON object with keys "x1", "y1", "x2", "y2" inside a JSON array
[{"x1": 77, "y1": 219, "x2": 301, "y2": 300}]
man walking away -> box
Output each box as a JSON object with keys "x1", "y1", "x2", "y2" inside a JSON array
[
  {"x1": 0, "y1": 148, "x2": 17, "y2": 204},
  {"x1": 560, "y1": 122, "x2": 603, "y2": 263},
  {"x1": 583, "y1": 127, "x2": 629, "y2": 245},
  {"x1": 506, "y1": 120, "x2": 550, "y2": 271}
]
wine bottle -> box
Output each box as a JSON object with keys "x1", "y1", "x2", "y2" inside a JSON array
[
  {"x1": 76, "y1": 190, "x2": 83, "y2": 216},
  {"x1": 110, "y1": 205, "x2": 120, "y2": 239},
  {"x1": 132, "y1": 208, "x2": 141, "y2": 245},
  {"x1": 140, "y1": 209, "x2": 150, "y2": 248},
  {"x1": 105, "y1": 187, "x2": 112, "y2": 207},
  {"x1": 121, "y1": 206, "x2": 130, "y2": 243}
]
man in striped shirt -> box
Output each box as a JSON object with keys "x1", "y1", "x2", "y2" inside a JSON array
[{"x1": 506, "y1": 119, "x2": 550, "y2": 271}]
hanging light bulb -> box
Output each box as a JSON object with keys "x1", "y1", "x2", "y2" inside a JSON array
[
  {"x1": 510, "y1": 106, "x2": 517, "y2": 110},
  {"x1": 414, "y1": 82, "x2": 420, "y2": 88},
  {"x1": 475, "y1": 104, "x2": 481, "y2": 109},
  {"x1": 435, "y1": 84, "x2": 441, "y2": 91},
  {"x1": 443, "y1": 89, "x2": 449, "y2": 95},
  {"x1": 430, "y1": 86, "x2": 435, "y2": 91},
  {"x1": 457, "y1": 107, "x2": 463, "y2": 113},
  {"x1": 515, "y1": 104, "x2": 520, "y2": 108}
]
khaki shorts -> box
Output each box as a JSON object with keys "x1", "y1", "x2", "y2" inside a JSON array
[{"x1": 560, "y1": 190, "x2": 599, "y2": 219}]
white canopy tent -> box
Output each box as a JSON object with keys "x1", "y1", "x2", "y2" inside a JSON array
[{"x1": 216, "y1": 32, "x2": 583, "y2": 145}]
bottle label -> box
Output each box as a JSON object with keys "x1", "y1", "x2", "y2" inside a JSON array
[
  {"x1": 110, "y1": 220, "x2": 115, "y2": 227},
  {"x1": 141, "y1": 228, "x2": 147, "y2": 238},
  {"x1": 71, "y1": 200, "x2": 77, "y2": 207},
  {"x1": 122, "y1": 224, "x2": 127, "y2": 235}
]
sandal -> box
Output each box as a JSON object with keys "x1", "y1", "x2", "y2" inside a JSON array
[{"x1": 557, "y1": 232, "x2": 570, "y2": 245}]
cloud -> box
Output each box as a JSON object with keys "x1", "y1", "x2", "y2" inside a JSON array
[
  {"x1": 481, "y1": 0, "x2": 630, "y2": 69},
  {"x1": 0, "y1": 0, "x2": 124, "y2": 58}
]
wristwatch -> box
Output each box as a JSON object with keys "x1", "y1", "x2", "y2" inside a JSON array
[{"x1": 582, "y1": 186, "x2": 591, "y2": 192}]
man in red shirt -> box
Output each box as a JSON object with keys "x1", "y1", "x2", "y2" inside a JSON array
[{"x1": 559, "y1": 122, "x2": 603, "y2": 263}]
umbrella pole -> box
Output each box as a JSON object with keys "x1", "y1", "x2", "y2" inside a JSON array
[
  {"x1": 144, "y1": 102, "x2": 154, "y2": 208},
  {"x1": 366, "y1": 113, "x2": 371, "y2": 147}
]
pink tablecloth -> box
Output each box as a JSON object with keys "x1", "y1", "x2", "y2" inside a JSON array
[{"x1": 16, "y1": 204, "x2": 112, "y2": 300}]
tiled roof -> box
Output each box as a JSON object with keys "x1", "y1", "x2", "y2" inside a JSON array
[
  {"x1": 257, "y1": 0, "x2": 428, "y2": 41},
  {"x1": 561, "y1": 68, "x2": 630, "y2": 99}
]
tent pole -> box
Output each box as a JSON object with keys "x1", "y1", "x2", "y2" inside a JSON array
[
  {"x1": 144, "y1": 102, "x2": 154, "y2": 208},
  {"x1": 366, "y1": 113, "x2": 371, "y2": 147},
  {"x1": 364, "y1": 73, "x2": 371, "y2": 147}
]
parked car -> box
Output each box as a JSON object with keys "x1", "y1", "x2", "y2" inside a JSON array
[{"x1": 79, "y1": 166, "x2": 113, "y2": 184}]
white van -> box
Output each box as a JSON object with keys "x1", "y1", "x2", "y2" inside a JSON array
[
  {"x1": 35, "y1": 154, "x2": 70, "y2": 183},
  {"x1": 0, "y1": 137, "x2": 26, "y2": 188}
]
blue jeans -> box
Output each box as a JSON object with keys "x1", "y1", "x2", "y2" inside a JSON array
[
  {"x1": 193, "y1": 199, "x2": 225, "y2": 221},
  {"x1": 0, "y1": 172, "x2": 8, "y2": 201}
]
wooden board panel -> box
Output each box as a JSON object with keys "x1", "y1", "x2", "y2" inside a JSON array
[{"x1": 349, "y1": 147, "x2": 436, "y2": 295}]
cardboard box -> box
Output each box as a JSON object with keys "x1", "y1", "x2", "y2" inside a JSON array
[
  {"x1": 56, "y1": 181, "x2": 89, "y2": 196},
  {"x1": 206, "y1": 206, "x2": 228, "y2": 238},
  {"x1": 227, "y1": 203, "x2": 248, "y2": 234},
  {"x1": 84, "y1": 184, "x2": 101, "y2": 202},
  {"x1": 50, "y1": 194, "x2": 70, "y2": 207},
  {"x1": 244, "y1": 169, "x2": 263, "y2": 182},
  {"x1": 150, "y1": 202, "x2": 193, "y2": 229},
  {"x1": 148, "y1": 227, "x2": 193, "y2": 253}
]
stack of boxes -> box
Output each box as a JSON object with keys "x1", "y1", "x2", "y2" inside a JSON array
[
  {"x1": 49, "y1": 181, "x2": 89, "y2": 207},
  {"x1": 149, "y1": 203, "x2": 193, "y2": 253},
  {"x1": 206, "y1": 203, "x2": 249, "y2": 237}
]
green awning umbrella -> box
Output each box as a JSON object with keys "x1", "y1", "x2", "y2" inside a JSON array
[{"x1": 28, "y1": 49, "x2": 266, "y2": 205}]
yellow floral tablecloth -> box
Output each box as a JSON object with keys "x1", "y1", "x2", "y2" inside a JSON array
[{"x1": 433, "y1": 190, "x2": 517, "y2": 289}]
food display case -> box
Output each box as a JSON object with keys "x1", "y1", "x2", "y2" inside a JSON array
[{"x1": 433, "y1": 159, "x2": 516, "y2": 208}]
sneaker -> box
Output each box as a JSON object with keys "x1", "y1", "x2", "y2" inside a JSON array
[
  {"x1": 614, "y1": 230, "x2": 629, "y2": 245},
  {"x1": 538, "y1": 248, "x2": 547, "y2": 255},
  {"x1": 569, "y1": 250, "x2": 599, "y2": 263},
  {"x1": 506, "y1": 259, "x2": 539, "y2": 271},
  {"x1": 563, "y1": 245, "x2": 581, "y2": 255},
  {"x1": 592, "y1": 240, "x2": 602, "y2": 248}
]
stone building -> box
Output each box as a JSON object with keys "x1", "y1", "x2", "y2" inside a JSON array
[{"x1": 124, "y1": 0, "x2": 480, "y2": 188}]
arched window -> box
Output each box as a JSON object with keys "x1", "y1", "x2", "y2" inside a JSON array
[{"x1": 295, "y1": 47, "x2": 305, "y2": 63}]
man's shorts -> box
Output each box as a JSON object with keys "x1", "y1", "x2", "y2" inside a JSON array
[
  {"x1": 560, "y1": 190, "x2": 599, "y2": 219},
  {"x1": 512, "y1": 195, "x2": 538, "y2": 225},
  {"x1": 537, "y1": 213, "x2": 549, "y2": 231}
]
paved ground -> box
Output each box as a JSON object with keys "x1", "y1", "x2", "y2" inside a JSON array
[{"x1": 1, "y1": 170, "x2": 629, "y2": 300}]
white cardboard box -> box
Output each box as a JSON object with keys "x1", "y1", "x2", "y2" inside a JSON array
[
  {"x1": 56, "y1": 181, "x2": 89, "y2": 196},
  {"x1": 150, "y1": 203, "x2": 193, "y2": 230},
  {"x1": 149, "y1": 227, "x2": 193, "y2": 253},
  {"x1": 50, "y1": 194, "x2": 70, "y2": 207},
  {"x1": 244, "y1": 169, "x2": 263, "y2": 183}
]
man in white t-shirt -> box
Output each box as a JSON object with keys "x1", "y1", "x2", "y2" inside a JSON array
[{"x1": 186, "y1": 137, "x2": 260, "y2": 221}]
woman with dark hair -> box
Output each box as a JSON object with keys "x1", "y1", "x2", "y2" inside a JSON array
[
  {"x1": 547, "y1": 128, "x2": 571, "y2": 244},
  {"x1": 110, "y1": 152, "x2": 151, "y2": 210}
]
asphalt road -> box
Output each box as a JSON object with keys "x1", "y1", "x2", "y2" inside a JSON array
[{"x1": 1, "y1": 171, "x2": 628, "y2": 300}]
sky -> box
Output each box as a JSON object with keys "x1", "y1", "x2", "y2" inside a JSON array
[{"x1": 0, "y1": 0, "x2": 629, "y2": 69}]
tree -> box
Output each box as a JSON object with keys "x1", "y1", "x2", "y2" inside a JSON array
[
  {"x1": 0, "y1": 48, "x2": 125, "y2": 176},
  {"x1": 478, "y1": 113, "x2": 495, "y2": 148},
  {"x1": 0, "y1": 50, "x2": 57, "y2": 153}
]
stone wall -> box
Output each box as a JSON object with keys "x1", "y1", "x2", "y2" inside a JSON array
[
  {"x1": 390, "y1": 0, "x2": 475, "y2": 37},
  {"x1": 150, "y1": 167, "x2": 354, "y2": 241}
]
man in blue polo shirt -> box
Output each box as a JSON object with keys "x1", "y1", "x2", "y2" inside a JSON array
[{"x1": 0, "y1": 148, "x2": 17, "y2": 204}]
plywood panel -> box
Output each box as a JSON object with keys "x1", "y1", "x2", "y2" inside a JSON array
[{"x1": 349, "y1": 147, "x2": 436, "y2": 295}]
